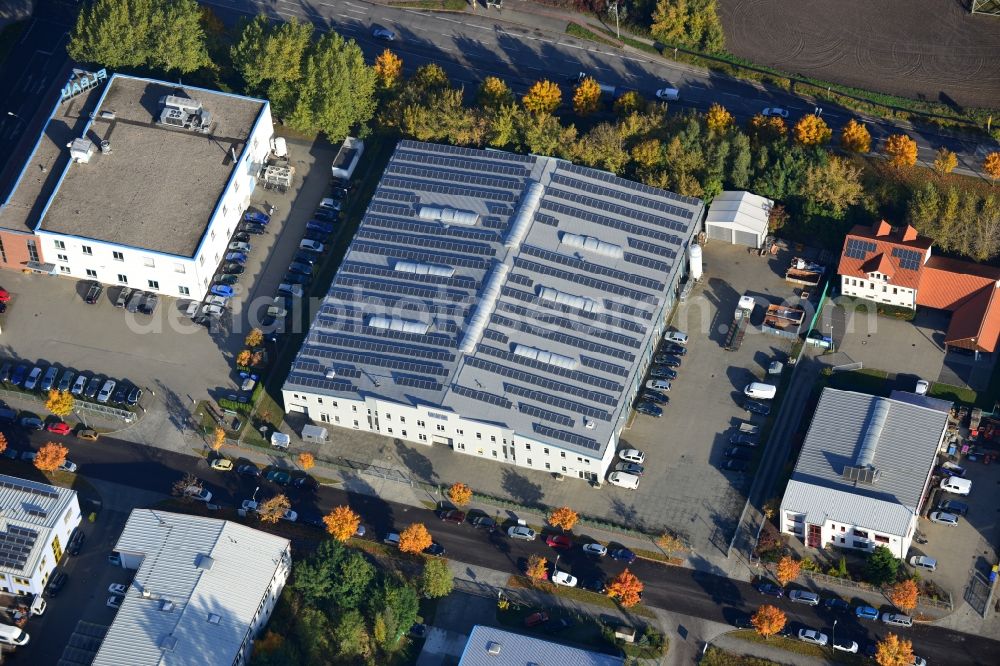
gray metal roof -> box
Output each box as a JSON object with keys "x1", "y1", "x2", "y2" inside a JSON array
[
  {"x1": 0, "y1": 474, "x2": 78, "y2": 578},
  {"x1": 284, "y1": 140, "x2": 703, "y2": 456},
  {"x1": 782, "y1": 388, "x2": 949, "y2": 535},
  {"x1": 93, "y1": 510, "x2": 290, "y2": 666},
  {"x1": 37, "y1": 75, "x2": 266, "y2": 256},
  {"x1": 457, "y1": 625, "x2": 624, "y2": 666}
]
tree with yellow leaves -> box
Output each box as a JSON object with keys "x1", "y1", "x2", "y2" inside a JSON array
[
  {"x1": 477, "y1": 76, "x2": 513, "y2": 109},
  {"x1": 884, "y1": 134, "x2": 918, "y2": 169},
  {"x1": 0, "y1": 432, "x2": 6, "y2": 455},
  {"x1": 374, "y1": 49, "x2": 402, "y2": 88},
  {"x1": 34, "y1": 442, "x2": 68, "y2": 472},
  {"x1": 525, "y1": 554, "x2": 548, "y2": 581},
  {"x1": 298, "y1": 452, "x2": 315, "y2": 470},
  {"x1": 888, "y1": 579, "x2": 918, "y2": 613},
  {"x1": 245, "y1": 328, "x2": 264, "y2": 348},
  {"x1": 258, "y1": 494, "x2": 291, "y2": 523},
  {"x1": 607, "y1": 568, "x2": 643, "y2": 607},
  {"x1": 447, "y1": 482, "x2": 472, "y2": 506},
  {"x1": 984, "y1": 151, "x2": 1000, "y2": 184},
  {"x1": 613, "y1": 90, "x2": 644, "y2": 116},
  {"x1": 522, "y1": 80, "x2": 561, "y2": 115},
  {"x1": 573, "y1": 77, "x2": 602, "y2": 116},
  {"x1": 875, "y1": 633, "x2": 915, "y2": 666},
  {"x1": 399, "y1": 522, "x2": 433, "y2": 554},
  {"x1": 706, "y1": 103, "x2": 733, "y2": 133},
  {"x1": 656, "y1": 532, "x2": 687, "y2": 557},
  {"x1": 548, "y1": 506, "x2": 579, "y2": 531},
  {"x1": 751, "y1": 604, "x2": 786, "y2": 640},
  {"x1": 840, "y1": 119, "x2": 871, "y2": 153},
  {"x1": 323, "y1": 505, "x2": 361, "y2": 542},
  {"x1": 46, "y1": 390, "x2": 75, "y2": 417},
  {"x1": 794, "y1": 114, "x2": 832, "y2": 146},
  {"x1": 747, "y1": 114, "x2": 786, "y2": 142},
  {"x1": 210, "y1": 427, "x2": 226, "y2": 452},
  {"x1": 775, "y1": 555, "x2": 800, "y2": 586},
  {"x1": 236, "y1": 349, "x2": 252, "y2": 367},
  {"x1": 933, "y1": 147, "x2": 957, "y2": 175}
]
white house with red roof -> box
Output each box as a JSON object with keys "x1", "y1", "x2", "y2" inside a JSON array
[{"x1": 838, "y1": 220, "x2": 1000, "y2": 354}]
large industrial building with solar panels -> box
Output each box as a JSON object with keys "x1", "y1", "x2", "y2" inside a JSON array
[{"x1": 282, "y1": 141, "x2": 705, "y2": 483}]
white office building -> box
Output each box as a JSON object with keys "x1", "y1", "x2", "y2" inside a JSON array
[
  {"x1": 0, "y1": 474, "x2": 81, "y2": 597},
  {"x1": 283, "y1": 141, "x2": 704, "y2": 483},
  {"x1": 780, "y1": 389, "x2": 950, "y2": 559},
  {"x1": 94, "y1": 510, "x2": 291, "y2": 666},
  {"x1": 8, "y1": 72, "x2": 273, "y2": 300}
]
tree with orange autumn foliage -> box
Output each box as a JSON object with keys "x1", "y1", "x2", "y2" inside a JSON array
[
  {"x1": 323, "y1": 505, "x2": 361, "y2": 542},
  {"x1": 210, "y1": 427, "x2": 226, "y2": 452},
  {"x1": 794, "y1": 114, "x2": 832, "y2": 146},
  {"x1": 888, "y1": 579, "x2": 918, "y2": 613},
  {"x1": 298, "y1": 452, "x2": 315, "y2": 470},
  {"x1": 775, "y1": 555, "x2": 800, "y2": 586},
  {"x1": 751, "y1": 604, "x2": 786, "y2": 639},
  {"x1": 607, "y1": 568, "x2": 643, "y2": 607},
  {"x1": 884, "y1": 134, "x2": 918, "y2": 169},
  {"x1": 875, "y1": 633, "x2": 915, "y2": 666},
  {"x1": 984, "y1": 151, "x2": 1000, "y2": 184},
  {"x1": 34, "y1": 442, "x2": 68, "y2": 472},
  {"x1": 0, "y1": 432, "x2": 6, "y2": 455},
  {"x1": 548, "y1": 506, "x2": 579, "y2": 531},
  {"x1": 573, "y1": 77, "x2": 602, "y2": 116},
  {"x1": 840, "y1": 119, "x2": 871, "y2": 153},
  {"x1": 399, "y1": 522, "x2": 433, "y2": 554},
  {"x1": 258, "y1": 494, "x2": 291, "y2": 523},
  {"x1": 447, "y1": 482, "x2": 472, "y2": 506},
  {"x1": 525, "y1": 554, "x2": 548, "y2": 581},
  {"x1": 374, "y1": 49, "x2": 402, "y2": 88}
]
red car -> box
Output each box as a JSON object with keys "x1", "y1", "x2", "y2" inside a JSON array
[
  {"x1": 46, "y1": 421, "x2": 71, "y2": 436},
  {"x1": 438, "y1": 509, "x2": 466, "y2": 525},
  {"x1": 0, "y1": 288, "x2": 9, "y2": 303},
  {"x1": 545, "y1": 534, "x2": 573, "y2": 549},
  {"x1": 524, "y1": 611, "x2": 549, "y2": 628}
]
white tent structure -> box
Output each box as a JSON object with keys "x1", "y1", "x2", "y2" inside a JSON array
[{"x1": 704, "y1": 191, "x2": 773, "y2": 248}]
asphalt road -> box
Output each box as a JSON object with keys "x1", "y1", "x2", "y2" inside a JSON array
[
  {"x1": 2, "y1": 427, "x2": 993, "y2": 665},
  {"x1": 201, "y1": 0, "x2": 995, "y2": 177}
]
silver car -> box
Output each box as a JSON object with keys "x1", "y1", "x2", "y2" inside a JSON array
[
  {"x1": 507, "y1": 525, "x2": 536, "y2": 541},
  {"x1": 97, "y1": 379, "x2": 116, "y2": 403}
]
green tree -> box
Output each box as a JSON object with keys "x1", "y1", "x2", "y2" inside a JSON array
[
  {"x1": 420, "y1": 558, "x2": 454, "y2": 598},
  {"x1": 802, "y1": 156, "x2": 863, "y2": 218},
  {"x1": 518, "y1": 112, "x2": 577, "y2": 158},
  {"x1": 936, "y1": 186, "x2": 961, "y2": 252},
  {"x1": 290, "y1": 540, "x2": 374, "y2": 610},
  {"x1": 333, "y1": 609, "x2": 370, "y2": 659},
  {"x1": 728, "y1": 132, "x2": 752, "y2": 189},
  {"x1": 907, "y1": 181, "x2": 941, "y2": 237},
  {"x1": 864, "y1": 545, "x2": 900, "y2": 586},
  {"x1": 477, "y1": 76, "x2": 513, "y2": 109},
  {"x1": 972, "y1": 194, "x2": 1000, "y2": 261},
  {"x1": 487, "y1": 103, "x2": 521, "y2": 149},
  {"x1": 367, "y1": 581, "x2": 419, "y2": 653},
  {"x1": 69, "y1": 0, "x2": 209, "y2": 73},
  {"x1": 231, "y1": 17, "x2": 313, "y2": 105},
  {"x1": 953, "y1": 189, "x2": 980, "y2": 257},
  {"x1": 651, "y1": 0, "x2": 725, "y2": 52},
  {"x1": 577, "y1": 123, "x2": 629, "y2": 174},
  {"x1": 287, "y1": 31, "x2": 376, "y2": 140},
  {"x1": 295, "y1": 607, "x2": 335, "y2": 664}
]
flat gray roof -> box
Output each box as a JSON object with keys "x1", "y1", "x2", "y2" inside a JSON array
[
  {"x1": 284, "y1": 140, "x2": 704, "y2": 456},
  {"x1": 783, "y1": 388, "x2": 949, "y2": 535},
  {"x1": 37, "y1": 75, "x2": 265, "y2": 257},
  {"x1": 458, "y1": 625, "x2": 624, "y2": 666},
  {"x1": 0, "y1": 474, "x2": 78, "y2": 579}
]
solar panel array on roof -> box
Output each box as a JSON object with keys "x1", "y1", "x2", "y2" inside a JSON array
[
  {"x1": 284, "y1": 141, "x2": 704, "y2": 459},
  {"x1": 891, "y1": 247, "x2": 923, "y2": 271},
  {"x1": 845, "y1": 238, "x2": 877, "y2": 259}
]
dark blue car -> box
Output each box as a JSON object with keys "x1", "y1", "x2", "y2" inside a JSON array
[
  {"x1": 11, "y1": 364, "x2": 28, "y2": 386},
  {"x1": 211, "y1": 284, "x2": 235, "y2": 298},
  {"x1": 225, "y1": 252, "x2": 247, "y2": 264},
  {"x1": 244, "y1": 211, "x2": 270, "y2": 225},
  {"x1": 306, "y1": 220, "x2": 335, "y2": 235},
  {"x1": 609, "y1": 548, "x2": 636, "y2": 564}
]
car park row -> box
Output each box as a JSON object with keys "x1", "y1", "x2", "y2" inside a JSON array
[{"x1": 0, "y1": 359, "x2": 141, "y2": 410}]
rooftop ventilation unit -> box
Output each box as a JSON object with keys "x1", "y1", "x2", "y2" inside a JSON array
[
  {"x1": 486, "y1": 641, "x2": 502, "y2": 655},
  {"x1": 68, "y1": 138, "x2": 95, "y2": 164},
  {"x1": 394, "y1": 260, "x2": 456, "y2": 278},
  {"x1": 368, "y1": 316, "x2": 430, "y2": 335},
  {"x1": 157, "y1": 94, "x2": 212, "y2": 133},
  {"x1": 538, "y1": 286, "x2": 601, "y2": 314},
  {"x1": 207, "y1": 613, "x2": 221, "y2": 625},
  {"x1": 560, "y1": 233, "x2": 624, "y2": 259},
  {"x1": 513, "y1": 344, "x2": 579, "y2": 370},
  {"x1": 196, "y1": 554, "x2": 215, "y2": 570},
  {"x1": 418, "y1": 206, "x2": 479, "y2": 226},
  {"x1": 856, "y1": 398, "x2": 889, "y2": 469},
  {"x1": 161, "y1": 600, "x2": 174, "y2": 612},
  {"x1": 505, "y1": 181, "x2": 543, "y2": 248},
  {"x1": 460, "y1": 262, "x2": 509, "y2": 353}
]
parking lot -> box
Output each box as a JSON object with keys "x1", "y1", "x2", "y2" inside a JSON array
[{"x1": 0, "y1": 135, "x2": 339, "y2": 453}]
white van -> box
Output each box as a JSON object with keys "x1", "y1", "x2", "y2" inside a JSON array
[
  {"x1": 744, "y1": 383, "x2": 777, "y2": 400},
  {"x1": 646, "y1": 379, "x2": 671, "y2": 391},
  {"x1": 909, "y1": 555, "x2": 937, "y2": 572},
  {"x1": 607, "y1": 472, "x2": 640, "y2": 489},
  {"x1": 939, "y1": 476, "x2": 972, "y2": 496},
  {"x1": 270, "y1": 432, "x2": 290, "y2": 450},
  {"x1": 184, "y1": 486, "x2": 213, "y2": 502},
  {"x1": 655, "y1": 87, "x2": 680, "y2": 101},
  {"x1": 0, "y1": 623, "x2": 29, "y2": 646}
]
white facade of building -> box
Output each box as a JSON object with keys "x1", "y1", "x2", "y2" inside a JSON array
[
  {"x1": 839, "y1": 273, "x2": 917, "y2": 309},
  {"x1": 0, "y1": 475, "x2": 81, "y2": 597},
  {"x1": 781, "y1": 505, "x2": 917, "y2": 560}
]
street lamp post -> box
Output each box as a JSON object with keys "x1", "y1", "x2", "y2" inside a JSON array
[{"x1": 832, "y1": 619, "x2": 837, "y2": 651}]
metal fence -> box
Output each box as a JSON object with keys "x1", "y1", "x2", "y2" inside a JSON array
[
  {"x1": 802, "y1": 570, "x2": 953, "y2": 612},
  {"x1": 0, "y1": 387, "x2": 135, "y2": 423}
]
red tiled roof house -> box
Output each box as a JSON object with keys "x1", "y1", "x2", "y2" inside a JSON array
[{"x1": 837, "y1": 221, "x2": 1000, "y2": 354}]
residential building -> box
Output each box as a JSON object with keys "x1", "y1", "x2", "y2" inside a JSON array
[
  {"x1": 93, "y1": 510, "x2": 291, "y2": 666},
  {"x1": 282, "y1": 140, "x2": 704, "y2": 483},
  {"x1": 838, "y1": 220, "x2": 1000, "y2": 354},
  {"x1": 703, "y1": 190, "x2": 773, "y2": 248},
  {"x1": 457, "y1": 625, "x2": 624, "y2": 666},
  {"x1": 0, "y1": 474, "x2": 81, "y2": 597},
  {"x1": 780, "y1": 388, "x2": 951, "y2": 559},
  {"x1": 0, "y1": 67, "x2": 273, "y2": 299}
]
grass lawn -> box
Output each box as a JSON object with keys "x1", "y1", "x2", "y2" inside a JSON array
[
  {"x1": 496, "y1": 603, "x2": 616, "y2": 654},
  {"x1": 700, "y1": 646, "x2": 780, "y2": 666},
  {"x1": 566, "y1": 23, "x2": 621, "y2": 48},
  {"x1": 731, "y1": 630, "x2": 865, "y2": 664},
  {"x1": 823, "y1": 368, "x2": 890, "y2": 396},
  {"x1": 927, "y1": 381, "x2": 978, "y2": 407},
  {"x1": 507, "y1": 574, "x2": 655, "y2": 619}
]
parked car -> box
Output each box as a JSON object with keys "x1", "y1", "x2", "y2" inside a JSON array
[
  {"x1": 44, "y1": 570, "x2": 68, "y2": 597},
  {"x1": 798, "y1": 628, "x2": 828, "y2": 646},
  {"x1": 40, "y1": 366, "x2": 59, "y2": 392},
  {"x1": 114, "y1": 286, "x2": 131, "y2": 308},
  {"x1": 59, "y1": 459, "x2": 78, "y2": 473},
  {"x1": 300, "y1": 239, "x2": 324, "y2": 252},
  {"x1": 125, "y1": 290, "x2": 143, "y2": 313},
  {"x1": 210, "y1": 458, "x2": 233, "y2": 471},
  {"x1": 655, "y1": 354, "x2": 682, "y2": 367},
  {"x1": 581, "y1": 543, "x2": 608, "y2": 557},
  {"x1": 0, "y1": 362, "x2": 11, "y2": 384},
  {"x1": 724, "y1": 446, "x2": 753, "y2": 460},
  {"x1": 71, "y1": 374, "x2": 88, "y2": 396},
  {"x1": 225, "y1": 252, "x2": 247, "y2": 264},
  {"x1": 283, "y1": 272, "x2": 309, "y2": 285},
  {"x1": 217, "y1": 273, "x2": 240, "y2": 285},
  {"x1": 663, "y1": 330, "x2": 688, "y2": 345},
  {"x1": 744, "y1": 399, "x2": 771, "y2": 416},
  {"x1": 524, "y1": 611, "x2": 549, "y2": 628},
  {"x1": 383, "y1": 533, "x2": 401, "y2": 547},
  {"x1": 278, "y1": 283, "x2": 304, "y2": 298},
  {"x1": 729, "y1": 433, "x2": 759, "y2": 447},
  {"x1": 84, "y1": 282, "x2": 103, "y2": 304},
  {"x1": 507, "y1": 525, "x2": 537, "y2": 541},
  {"x1": 242, "y1": 222, "x2": 267, "y2": 235},
  {"x1": 108, "y1": 583, "x2": 127, "y2": 595},
  {"x1": 615, "y1": 461, "x2": 645, "y2": 476},
  {"x1": 228, "y1": 241, "x2": 251, "y2": 252},
  {"x1": 855, "y1": 605, "x2": 879, "y2": 620},
  {"x1": 237, "y1": 464, "x2": 261, "y2": 478},
  {"x1": 723, "y1": 459, "x2": 748, "y2": 472},
  {"x1": 24, "y1": 365, "x2": 44, "y2": 390},
  {"x1": 313, "y1": 208, "x2": 339, "y2": 222},
  {"x1": 112, "y1": 382, "x2": 129, "y2": 405},
  {"x1": 545, "y1": 535, "x2": 572, "y2": 549},
  {"x1": 635, "y1": 402, "x2": 662, "y2": 417},
  {"x1": 46, "y1": 421, "x2": 71, "y2": 436},
  {"x1": 306, "y1": 220, "x2": 335, "y2": 235},
  {"x1": 138, "y1": 292, "x2": 158, "y2": 315},
  {"x1": 619, "y1": 448, "x2": 645, "y2": 464},
  {"x1": 470, "y1": 515, "x2": 496, "y2": 530},
  {"x1": 293, "y1": 251, "x2": 317, "y2": 265},
  {"x1": 97, "y1": 379, "x2": 116, "y2": 403},
  {"x1": 231, "y1": 232, "x2": 251, "y2": 244},
  {"x1": 438, "y1": 509, "x2": 466, "y2": 524},
  {"x1": 552, "y1": 570, "x2": 578, "y2": 587},
  {"x1": 937, "y1": 500, "x2": 968, "y2": 516},
  {"x1": 84, "y1": 375, "x2": 103, "y2": 398},
  {"x1": 609, "y1": 548, "x2": 636, "y2": 564},
  {"x1": 201, "y1": 304, "x2": 225, "y2": 318},
  {"x1": 661, "y1": 342, "x2": 687, "y2": 355},
  {"x1": 881, "y1": 613, "x2": 913, "y2": 627},
  {"x1": 57, "y1": 369, "x2": 75, "y2": 392},
  {"x1": 107, "y1": 596, "x2": 122, "y2": 610},
  {"x1": 423, "y1": 542, "x2": 446, "y2": 557},
  {"x1": 222, "y1": 263, "x2": 245, "y2": 275},
  {"x1": 833, "y1": 637, "x2": 859, "y2": 653},
  {"x1": 211, "y1": 284, "x2": 235, "y2": 298},
  {"x1": 929, "y1": 511, "x2": 959, "y2": 526},
  {"x1": 288, "y1": 262, "x2": 313, "y2": 276},
  {"x1": 823, "y1": 597, "x2": 850, "y2": 612},
  {"x1": 789, "y1": 590, "x2": 820, "y2": 606},
  {"x1": 10, "y1": 364, "x2": 28, "y2": 386},
  {"x1": 20, "y1": 416, "x2": 43, "y2": 430},
  {"x1": 244, "y1": 210, "x2": 269, "y2": 224},
  {"x1": 756, "y1": 582, "x2": 783, "y2": 598},
  {"x1": 641, "y1": 390, "x2": 668, "y2": 405},
  {"x1": 67, "y1": 529, "x2": 86, "y2": 556},
  {"x1": 265, "y1": 469, "x2": 292, "y2": 486},
  {"x1": 939, "y1": 476, "x2": 972, "y2": 495},
  {"x1": 584, "y1": 576, "x2": 607, "y2": 594},
  {"x1": 77, "y1": 428, "x2": 99, "y2": 441}
]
